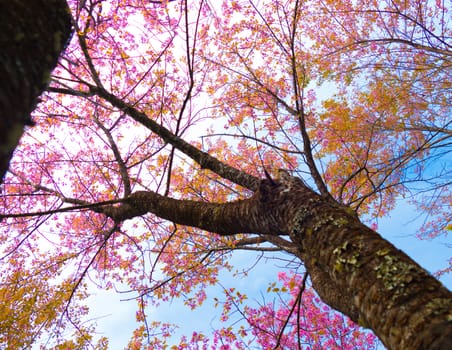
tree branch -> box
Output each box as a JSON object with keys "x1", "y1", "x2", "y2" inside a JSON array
[
  {"x1": 101, "y1": 180, "x2": 288, "y2": 236},
  {"x1": 89, "y1": 85, "x2": 260, "y2": 191}
]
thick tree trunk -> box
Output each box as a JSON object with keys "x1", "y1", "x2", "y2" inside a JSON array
[
  {"x1": 0, "y1": 0, "x2": 72, "y2": 182},
  {"x1": 280, "y1": 177, "x2": 452, "y2": 350},
  {"x1": 104, "y1": 171, "x2": 452, "y2": 349}
]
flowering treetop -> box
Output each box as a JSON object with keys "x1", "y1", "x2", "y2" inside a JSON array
[{"x1": 0, "y1": 0, "x2": 450, "y2": 348}]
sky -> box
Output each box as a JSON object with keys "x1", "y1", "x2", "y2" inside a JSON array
[
  {"x1": 78, "y1": 8, "x2": 452, "y2": 347},
  {"x1": 22, "y1": 1, "x2": 451, "y2": 348}
]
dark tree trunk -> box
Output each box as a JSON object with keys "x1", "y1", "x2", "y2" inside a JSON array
[
  {"x1": 0, "y1": 0, "x2": 72, "y2": 182},
  {"x1": 102, "y1": 171, "x2": 452, "y2": 350}
]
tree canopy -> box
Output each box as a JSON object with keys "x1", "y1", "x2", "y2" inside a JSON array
[{"x1": 0, "y1": 0, "x2": 451, "y2": 349}]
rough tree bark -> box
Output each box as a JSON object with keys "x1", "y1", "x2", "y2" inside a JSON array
[
  {"x1": 98, "y1": 170, "x2": 452, "y2": 350},
  {"x1": 0, "y1": 0, "x2": 72, "y2": 182}
]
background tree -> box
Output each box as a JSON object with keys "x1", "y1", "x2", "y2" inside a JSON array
[{"x1": 0, "y1": 0, "x2": 451, "y2": 349}]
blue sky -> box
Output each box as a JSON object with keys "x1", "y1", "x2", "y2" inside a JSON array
[{"x1": 57, "y1": 5, "x2": 451, "y2": 347}]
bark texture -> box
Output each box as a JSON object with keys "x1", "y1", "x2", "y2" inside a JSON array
[
  {"x1": 102, "y1": 172, "x2": 452, "y2": 349},
  {"x1": 279, "y1": 177, "x2": 452, "y2": 350},
  {"x1": 0, "y1": 0, "x2": 72, "y2": 182}
]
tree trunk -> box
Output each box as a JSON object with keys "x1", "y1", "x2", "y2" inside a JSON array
[
  {"x1": 0, "y1": 0, "x2": 72, "y2": 182},
  {"x1": 103, "y1": 171, "x2": 452, "y2": 349},
  {"x1": 280, "y1": 177, "x2": 452, "y2": 350}
]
